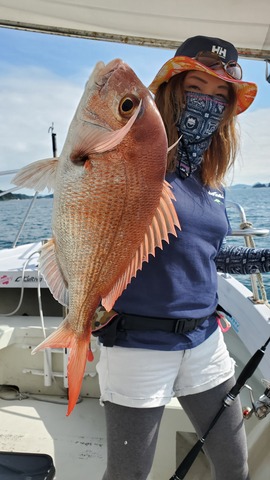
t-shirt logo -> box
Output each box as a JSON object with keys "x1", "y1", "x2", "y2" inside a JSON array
[{"x1": 208, "y1": 189, "x2": 225, "y2": 205}]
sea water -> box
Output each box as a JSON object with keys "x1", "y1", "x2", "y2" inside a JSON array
[{"x1": 0, "y1": 187, "x2": 270, "y2": 298}]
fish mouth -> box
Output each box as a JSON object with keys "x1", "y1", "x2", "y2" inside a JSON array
[
  {"x1": 79, "y1": 59, "x2": 145, "y2": 129},
  {"x1": 70, "y1": 60, "x2": 146, "y2": 165},
  {"x1": 94, "y1": 58, "x2": 126, "y2": 90}
]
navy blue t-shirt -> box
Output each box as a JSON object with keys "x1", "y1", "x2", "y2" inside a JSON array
[{"x1": 113, "y1": 170, "x2": 230, "y2": 350}]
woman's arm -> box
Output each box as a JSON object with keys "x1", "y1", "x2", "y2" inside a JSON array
[{"x1": 215, "y1": 245, "x2": 270, "y2": 274}]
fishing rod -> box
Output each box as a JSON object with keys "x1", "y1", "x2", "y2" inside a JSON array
[{"x1": 169, "y1": 336, "x2": 270, "y2": 480}]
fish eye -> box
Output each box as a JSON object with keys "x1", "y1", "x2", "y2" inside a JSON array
[
  {"x1": 121, "y1": 98, "x2": 134, "y2": 112},
  {"x1": 119, "y1": 95, "x2": 139, "y2": 117}
]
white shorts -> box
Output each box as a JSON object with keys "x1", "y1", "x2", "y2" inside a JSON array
[{"x1": 96, "y1": 327, "x2": 235, "y2": 408}]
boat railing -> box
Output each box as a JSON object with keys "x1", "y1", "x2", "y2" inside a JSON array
[{"x1": 226, "y1": 200, "x2": 270, "y2": 304}]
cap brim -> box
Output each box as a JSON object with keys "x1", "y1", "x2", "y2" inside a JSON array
[{"x1": 148, "y1": 56, "x2": 257, "y2": 114}]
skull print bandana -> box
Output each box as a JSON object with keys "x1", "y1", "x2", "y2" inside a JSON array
[{"x1": 176, "y1": 91, "x2": 227, "y2": 178}]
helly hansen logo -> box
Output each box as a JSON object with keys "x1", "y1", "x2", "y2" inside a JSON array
[{"x1": 211, "y1": 45, "x2": 227, "y2": 59}]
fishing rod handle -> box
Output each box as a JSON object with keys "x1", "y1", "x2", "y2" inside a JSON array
[
  {"x1": 169, "y1": 439, "x2": 204, "y2": 479},
  {"x1": 230, "y1": 337, "x2": 270, "y2": 399},
  {"x1": 229, "y1": 348, "x2": 266, "y2": 398}
]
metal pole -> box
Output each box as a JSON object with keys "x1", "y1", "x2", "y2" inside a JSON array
[{"x1": 12, "y1": 191, "x2": 39, "y2": 248}]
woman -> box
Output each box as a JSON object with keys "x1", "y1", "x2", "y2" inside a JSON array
[{"x1": 95, "y1": 36, "x2": 269, "y2": 480}]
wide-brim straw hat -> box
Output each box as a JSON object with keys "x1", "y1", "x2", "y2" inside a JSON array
[{"x1": 149, "y1": 36, "x2": 258, "y2": 115}]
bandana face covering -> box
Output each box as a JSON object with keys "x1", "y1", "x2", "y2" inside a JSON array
[{"x1": 176, "y1": 91, "x2": 227, "y2": 178}]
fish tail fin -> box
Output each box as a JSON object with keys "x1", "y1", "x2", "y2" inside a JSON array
[
  {"x1": 32, "y1": 320, "x2": 92, "y2": 416},
  {"x1": 31, "y1": 320, "x2": 73, "y2": 354},
  {"x1": 66, "y1": 336, "x2": 91, "y2": 416}
]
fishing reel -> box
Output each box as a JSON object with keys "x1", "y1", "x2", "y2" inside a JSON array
[{"x1": 243, "y1": 379, "x2": 270, "y2": 420}]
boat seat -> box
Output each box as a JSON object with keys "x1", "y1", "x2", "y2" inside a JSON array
[{"x1": 0, "y1": 452, "x2": 55, "y2": 479}]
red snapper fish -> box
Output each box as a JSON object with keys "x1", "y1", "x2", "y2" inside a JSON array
[{"x1": 12, "y1": 59, "x2": 180, "y2": 415}]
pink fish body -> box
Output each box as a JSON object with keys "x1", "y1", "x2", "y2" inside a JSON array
[{"x1": 13, "y1": 59, "x2": 180, "y2": 415}]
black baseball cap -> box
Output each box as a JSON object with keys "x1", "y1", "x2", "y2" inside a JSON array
[{"x1": 174, "y1": 35, "x2": 238, "y2": 64}]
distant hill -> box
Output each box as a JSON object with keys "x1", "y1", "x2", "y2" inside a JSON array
[
  {"x1": 253, "y1": 182, "x2": 270, "y2": 188},
  {"x1": 230, "y1": 184, "x2": 251, "y2": 189},
  {"x1": 230, "y1": 183, "x2": 270, "y2": 189},
  {"x1": 0, "y1": 190, "x2": 32, "y2": 201},
  {"x1": 0, "y1": 190, "x2": 53, "y2": 201}
]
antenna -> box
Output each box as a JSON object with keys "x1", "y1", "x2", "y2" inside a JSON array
[
  {"x1": 265, "y1": 59, "x2": 270, "y2": 84},
  {"x1": 48, "y1": 123, "x2": 57, "y2": 158}
]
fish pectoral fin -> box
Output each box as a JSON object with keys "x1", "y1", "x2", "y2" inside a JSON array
[
  {"x1": 102, "y1": 180, "x2": 181, "y2": 311},
  {"x1": 12, "y1": 158, "x2": 59, "y2": 192},
  {"x1": 39, "y1": 239, "x2": 69, "y2": 307},
  {"x1": 32, "y1": 320, "x2": 91, "y2": 416}
]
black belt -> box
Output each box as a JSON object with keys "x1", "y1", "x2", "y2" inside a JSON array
[
  {"x1": 118, "y1": 313, "x2": 209, "y2": 334},
  {"x1": 93, "y1": 312, "x2": 210, "y2": 347}
]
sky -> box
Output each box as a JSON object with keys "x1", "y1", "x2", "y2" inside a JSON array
[{"x1": 0, "y1": 26, "x2": 270, "y2": 193}]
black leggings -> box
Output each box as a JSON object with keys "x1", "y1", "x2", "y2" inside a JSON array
[{"x1": 102, "y1": 377, "x2": 249, "y2": 480}]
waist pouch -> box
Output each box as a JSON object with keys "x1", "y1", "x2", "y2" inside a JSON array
[{"x1": 92, "y1": 311, "x2": 210, "y2": 347}]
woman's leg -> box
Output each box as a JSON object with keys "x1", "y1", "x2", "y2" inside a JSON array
[
  {"x1": 179, "y1": 377, "x2": 250, "y2": 480},
  {"x1": 102, "y1": 401, "x2": 164, "y2": 480}
]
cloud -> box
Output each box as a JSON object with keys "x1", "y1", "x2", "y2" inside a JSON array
[
  {"x1": 228, "y1": 108, "x2": 270, "y2": 185},
  {"x1": 0, "y1": 65, "x2": 86, "y2": 192}
]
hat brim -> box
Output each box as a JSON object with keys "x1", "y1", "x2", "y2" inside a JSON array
[{"x1": 148, "y1": 56, "x2": 257, "y2": 114}]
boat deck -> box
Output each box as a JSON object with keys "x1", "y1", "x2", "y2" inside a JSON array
[
  {"x1": 0, "y1": 393, "x2": 202, "y2": 479},
  {"x1": 0, "y1": 396, "x2": 106, "y2": 479},
  {"x1": 0, "y1": 393, "x2": 269, "y2": 480}
]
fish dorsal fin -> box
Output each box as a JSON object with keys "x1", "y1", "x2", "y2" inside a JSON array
[
  {"x1": 39, "y1": 239, "x2": 69, "y2": 307},
  {"x1": 101, "y1": 180, "x2": 180, "y2": 311},
  {"x1": 12, "y1": 158, "x2": 58, "y2": 192}
]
